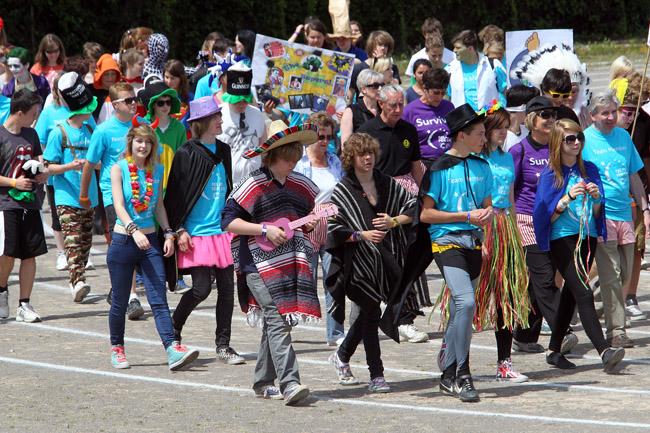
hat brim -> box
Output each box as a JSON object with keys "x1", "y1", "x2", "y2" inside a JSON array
[
  {"x1": 328, "y1": 33, "x2": 354, "y2": 39},
  {"x1": 448, "y1": 112, "x2": 485, "y2": 136},
  {"x1": 68, "y1": 97, "x2": 98, "y2": 118},
  {"x1": 243, "y1": 123, "x2": 318, "y2": 159},
  {"x1": 222, "y1": 93, "x2": 253, "y2": 104},
  {"x1": 147, "y1": 89, "x2": 181, "y2": 115},
  {"x1": 187, "y1": 105, "x2": 222, "y2": 123}
]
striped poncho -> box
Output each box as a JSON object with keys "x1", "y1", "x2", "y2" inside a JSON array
[{"x1": 230, "y1": 168, "x2": 321, "y2": 325}]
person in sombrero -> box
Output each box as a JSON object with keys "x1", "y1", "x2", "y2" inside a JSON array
[{"x1": 222, "y1": 119, "x2": 321, "y2": 406}]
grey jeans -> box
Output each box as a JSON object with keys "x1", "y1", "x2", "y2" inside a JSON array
[{"x1": 246, "y1": 272, "x2": 301, "y2": 393}]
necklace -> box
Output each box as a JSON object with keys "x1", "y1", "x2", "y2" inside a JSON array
[{"x1": 126, "y1": 156, "x2": 153, "y2": 213}]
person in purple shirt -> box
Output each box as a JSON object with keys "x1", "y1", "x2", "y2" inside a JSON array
[
  {"x1": 402, "y1": 68, "x2": 454, "y2": 168},
  {"x1": 509, "y1": 96, "x2": 578, "y2": 359}
]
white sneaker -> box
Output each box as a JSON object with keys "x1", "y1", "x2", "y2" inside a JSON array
[
  {"x1": 85, "y1": 256, "x2": 95, "y2": 270},
  {"x1": 398, "y1": 324, "x2": 429, "y2": 343},
  {"x1": 496, "y1": 358, "x2": 529, "y2": 383},
  {"x1": 641, "y1": 259, "x2": 650, "y2": 271},
  {"x1": 0, "y1": 291, "x2": 8, "y2": 319},
  {"x1": 71, "y1": 281, "x2": 91, "y2": 303},
  {"x1": 56, "y1": 252, "x2": 68, "y2": 271},
  {"x1": 625, "y1": 299, "x2": 647, "y2": 321},
  {"x1": 16, "y1": 302, "x2": 41, "y2": 323}
]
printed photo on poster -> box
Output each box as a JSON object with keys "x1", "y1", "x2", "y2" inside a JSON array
[
  {"x1": 289, "y1": 94, "x2": 313, "y2": 110},
  {"x1": 331, "y1": 75, "x2": 347, "y2": 98},
  {"x1": 288, "y1": 76, "x2": 303, "y2": 91}
]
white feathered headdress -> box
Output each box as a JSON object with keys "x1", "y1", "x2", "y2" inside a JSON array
[{"x1": 512, "y1": 43, "x2": 591, "y2": 110}]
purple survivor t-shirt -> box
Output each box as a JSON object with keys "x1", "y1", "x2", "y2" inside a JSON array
[
  {"x1": 509, "y1": 136, "x2": 550, "y2": 215},
  {"x1": 402, "y1": 98, "x2": 454, "y2": 160}
]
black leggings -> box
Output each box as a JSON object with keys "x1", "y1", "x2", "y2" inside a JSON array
[
  {"x1": 549, "y1": 235, "x2": 607, "y2": 354},
  {"x1": 495, "y1": 307, "x2": 513, "y2": 362},
  {"x1": 172, "y1": 265, "x2": 235, "y2": 349},
  {"x1": 337, "y1": 303, "x2": 383, "y2": 379}
]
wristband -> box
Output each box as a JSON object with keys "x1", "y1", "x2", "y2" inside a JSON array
[
  {"x1": 10, "y1": 179, "x2": 16, "y2": 188},
  {"x1": 176, "y1": 227, "x2": 187, "y2": 237},
  {"x1": 352, "y1": 231, "x2": 362, "y2": 242},
  {"x1": 79, "y1": 196, "x2": 90, "y2": 203},
  {"x1": 391, "y1": 217, "x2": 400, "y2": 228},
  {"x1": 466, "y1": 212, "x2": 471, "y2": 223},
  {"x1": 567, "y1": 191, "x2": 575, "y2": 201},
  {"x1": 261, "y1": 223, "x2": 268, "y2": 239},
  {"x1": 163, "y1": 228, "x2": 176, "y2": 240},
  {"x1": 126, "y1": 222, "x2": 139, "y2": 236}
]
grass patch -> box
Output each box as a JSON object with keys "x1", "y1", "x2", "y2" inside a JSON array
[{"x1": 575, "y1": 39, "x2": 647, "y2": 64}]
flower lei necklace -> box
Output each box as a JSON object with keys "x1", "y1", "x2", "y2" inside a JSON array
[{"x1": 126, "y1": 156, "x2": 153, "y2": 213}]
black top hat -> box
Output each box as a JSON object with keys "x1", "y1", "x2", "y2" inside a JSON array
[
  {"x1": 445, "y1": 103, "x2": 485, "y2": 136},
  {"x1": 525, "y1": 96, "x2": 556, "y2": 114}
]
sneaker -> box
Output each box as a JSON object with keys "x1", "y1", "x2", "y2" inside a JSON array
[
  {"x1": 368, "y1": 376, "x2": 391, "y2": 393},
  {"x1": 56, "y1": 251, "x2": 68, "y2": 271},
  {"x1": 111, "y1": 345, "x2": 130, "y2": 369},
  {"x1": 70, "y1": 281, "x2": 90, "y2": 303},
  {"x1": 641, "y1": 258, "x2": 650, "y2": 270},
  {"x1": 174, "y1": 278, "x2": 192, "y2": 294},
  {"x1": 85, "y1": 256, "x2": 95, "y2": 270},
  {"x1": 254, "y1": 385, "x2": 283, "y2": 400},
  {"x1": 456, "y1": 375, "x2": 480, "y2": 402},
  {"x1": 601, "y1": 347, "x2": 625, "y2": 373},
  {"x1": 0, "y1": 291, "x2": 8, "y2": 319},
  {"x1": 512, "y1": 340, "x2": 545, "y2": 353},
  {"x1": 283, "y1": 383, "x2": 310, "y2": 406},
  {"x1": 625, "y1": 298, "x2": 647, "y2": 321},
  {"x1": 398, "y1": 324, "x2": 429, "y2": 343},
  {"x1": 126, "y1": 298, "x2": 145, "y2": 320},
  {"x1": 216, "y1": 347, "x2": 246, "y2": 365},
  {"x1": 607, "y1": 333, "x2": 634, "y2": 348},
  {"x1": 496, "y1": 358, "x2": 529, "y2": 383},
  {"x1": 560, "y1": 333, "x2": 579, "y2": 355},
  {"x1": 16, "y1": 302, "x2": 41, "y2": 323},
  {"x1": 540, "y1": 318, "x2": 552, "y2": 335},
  {"x1": 328, "y1": 351, "x2": 359, "y2": 386},
  {"x1": 166, "y1": 341, "x2": 199, "y2": 371},
  {"x1": 439, "y1": 374, "x2": 456, "y2": 396},
  {"x1": 546, "y1": 351, "x2": 576, "y2": 369}
]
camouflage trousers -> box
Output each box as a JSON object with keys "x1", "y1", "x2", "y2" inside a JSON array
[{"x1": 56, "y1": 206, "x2": 94, "y2": 286}]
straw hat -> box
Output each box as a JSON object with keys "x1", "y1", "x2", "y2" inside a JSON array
[{"x1": 243, "y1": 120, "x2": 318, "y2": 159}]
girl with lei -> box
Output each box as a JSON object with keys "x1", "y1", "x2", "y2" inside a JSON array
[
  {"x1": 533, "y1": 119, "x2": 625, "y2": 372},
  {"x1": 474, "y1": 101, "x2": 530, "y2": 382},
  {"x1": 107, "y1": 123, "x2": 199, "y2": 371}
]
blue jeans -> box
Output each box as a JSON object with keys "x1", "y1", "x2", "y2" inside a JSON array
[
  {"x1": 107, "y1": 232, "x2": 175, "y2": 348},
  {"x1": 311, "y1": 246, "x2": 344, "y2": 343}
]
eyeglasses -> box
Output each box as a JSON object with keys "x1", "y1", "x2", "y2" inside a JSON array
[
  {"x1": 619, "y1": 108, "x2": 637, "y2": 117},
  {"x1": 155, "y1": 99, "x2": 172, "y2": 107},
  {"x1": 547, "y1": 90, "x2": 571, "y2": 99},
  {"x1": 365, "y1": 83, "x2": 383, "y2": 89},
  {"x1": 113, "y1": 96, "x2": 138, "y2": 105},
  {"x1": 538, "y1": 110, "x2": 557, "y2": 120},
  {"x1": 563, "y1": 132, "x2": 585, "y2": 144},
  {"x1": 318, "y1": 134, "x2": 333, "y2": 141},
  {"x1": 425, "y1": 88, "x2": 446, "y2": 96}
]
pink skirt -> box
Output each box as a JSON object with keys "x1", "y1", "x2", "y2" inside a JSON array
[{"x1": 177, "y1": 233, "x2": 234, "y2": 269}]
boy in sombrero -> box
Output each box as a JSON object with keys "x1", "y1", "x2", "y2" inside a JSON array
[{"x1": 222, "y1": 120, "x2": 321, "y2": 405}]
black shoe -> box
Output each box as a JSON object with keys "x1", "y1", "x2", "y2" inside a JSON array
[
  {"x1": 546, "y1": 352, "x2": 576, "y2": 369},
  {"x1": 456, "y1": 375, "x2": 479, "y2": 402},
  {"x1": 127, "y1": 298, "x2": 145, "y2": 320},
  {"x1": 439, "y1": 375, "x2": 456, "y2": 396},
  {"x1": 601, "y1": 347, "x2": 625, "y2": 373}
]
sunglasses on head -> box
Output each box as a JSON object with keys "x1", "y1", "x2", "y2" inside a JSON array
[
  {"x1": 619, "y1": 108, "x2": 637, "y2": 117},
  {"x1": 318, "y1": 134, "x2": 333, "y2": 141},
  {"x1": 365, "y1": 83, "x2": 383, "y2": 89},
  {"x1": 563, "y1": 132, "x2": 585, "y2": 144},
  {"x1": 155, "y1": 99, "x2": 172, "y2": 107},
  {"x1": 114, "y1": 96, "x2": 139, "y2": 105},
  {"x1": 425, "y1": 88, "x2": 446, "y2": 96},
  {"x1": 548, "y1": 90, "x2": 571, "y2": 99},
  {"x1": 538, "y1": 110, "x2": 557, "y2": 120}
]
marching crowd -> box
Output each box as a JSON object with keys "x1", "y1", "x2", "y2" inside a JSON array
[{"x1": 0, "y1": 9, "x2": 649, "y2": 406}]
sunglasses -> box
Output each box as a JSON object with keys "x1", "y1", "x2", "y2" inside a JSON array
[
  {"x1": 46, "y1": 48, "x2": 60, "y2": 54},
  {"x1": 538, "y1": 110, "x2": 557, "y2": 120},
  {"x1": 425, "y1": 88, "x2": 446, "y2": 96},
  {"x1": 563, "y1": 132, "x2": 585, "y2": 144},
  {"x1": 547, "y1": 90, "x2": 571, "y2": 99},
  {"x1": 318, "y1": 134, "x2": 333, "y2": 141},
  {"x1": 114, "y1": 96, "x2": 138, "y2": 105},
  {"x1": 365, "y1": 83, "x2": 383, "y2": 89},
  {"x1": 155, "y1": 99, "x2": 172, "y2": 107}
]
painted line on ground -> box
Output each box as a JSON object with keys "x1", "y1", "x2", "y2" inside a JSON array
[{"x1": 1, "y1": 355, "x2": 649, "y2": 429}]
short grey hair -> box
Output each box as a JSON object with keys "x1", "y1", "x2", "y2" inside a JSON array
[
  {"x1": 588, "y1": 89, "x2": 619, "y2": 114},
  {"x1": 378, "y1": 83, "x2": 404, "y2": 101},
  {"x1": 356, "y1": 69, "x2": 383, "y2": 90}
]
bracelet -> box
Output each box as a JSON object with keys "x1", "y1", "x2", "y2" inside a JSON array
[
  {"x1": 126, "y1": 222, "x2": 139, "y2": 236},
  {"x1": 391, "y1": 217, "x2": 400, "y2": 229},
  {"x1": 10, "y1": 179, "x2": 16, "y2": 188},
  {"x1": 163, "y1": 228, "x2": 176, "y2": 240},
  {"x1": 352, "y1": 231, "x2": 362, "y2": 242},
  {"x1": 176, "y1": 227, "x2": 187, "y2": 236},
  {"x1": 466, "y1": 212, "x2": 471, "y2": 223},
  {"x1": 261, "y1": 223, "x2": 268, "y2": 240},
  {"x1": 79, "y1": 196, "x2": 90, "y2": 203},
  {"x1": 557, "y1": 199, "x2": 569, "y2": 212},
  {"x1": 567, "y1": 191, "x2": 575, "y2": 201}
]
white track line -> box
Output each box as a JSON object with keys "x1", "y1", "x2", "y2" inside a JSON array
[{"x1": 0, "y1": 355, "x2": 648, "y2": 429}]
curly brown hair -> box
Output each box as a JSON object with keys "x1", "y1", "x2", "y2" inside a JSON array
[{"x1": 340, "y1": 133, "x2": 381, "y2": 171}]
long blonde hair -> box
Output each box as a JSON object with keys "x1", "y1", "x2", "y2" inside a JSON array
[
  {"x1": 548, "y1": 119, "x2": 586, "y2": 188},
  {"x1": 125, "y1": 125, "x2": 159, "y2": 168}
]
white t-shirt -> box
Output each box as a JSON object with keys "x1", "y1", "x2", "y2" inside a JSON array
[
  {"x1": 405, "y1": 47, "x2": 455, "y2": 76},
  {"x1": 311, "y1": 166, "x2": 338, "y2": 204},
  {"x1": 217, "y1": 103, "x2": 266, "y2": 185},
  {"x1": 504, "y1": 125, "x2": 529, "y2": 152}
]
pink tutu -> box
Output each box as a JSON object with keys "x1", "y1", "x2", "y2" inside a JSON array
[{"x1": 177, "y1": 233, "x2": 234, "y2": 269}]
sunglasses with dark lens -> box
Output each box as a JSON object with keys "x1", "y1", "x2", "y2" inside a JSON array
[
  {"x1": 318, "y1": 134, "x2": 333, "y2": 141},
  {"x1": 426, "y1": 88, "x2": 446, "y2": 96},
  {"x1": 365, "y1": 83, "x2": 383, "y2": 89},
  {"x1": 155, "y1": 99, "x2": 172, "y2": 107},
  {"x1": 548, "y1": 90, "x2": 571, "y2": 99},
  {"x1": 563, "y1": 132, "x2": 585, "y2": 144},
  {"x1": 538, "y1": 110, "x2": 557, "y2": 120},
  {"x1": 115, "y1": 96, "x2": 138, "y2": 105}
]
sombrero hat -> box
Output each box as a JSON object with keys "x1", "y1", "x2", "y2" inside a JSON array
[{"x1": 243, "y1": 120, "x2": 318, "y2": 159}]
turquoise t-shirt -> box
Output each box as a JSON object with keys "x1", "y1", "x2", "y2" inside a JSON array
[
  {"x1": 115, "y1": 160, "x2": 163, "y2": 230},
  {"x1": 193, "y1": 74, "x2": 221, "y2": 99},
  {"x1": 551, "y1": 167, "x2": 598, "y2": 241},
  {"x1": 86, "y1": 115, "x2": 131, "y2": 206},
  {"x1": 0, "y1": 94, "x2": 10, "y2": 124},
  {"x1": 447, "y1": 63, "x2": 478, "y2": 110},
  {"x1": 483, "y1": 150, "x2": 514, "y2": 209},
  {"x1": 184, "y1": 143, "x2": 227, "y2": 236},
  {"x1": 43, "y1": 122, "x2": 99, "y2": 208},
  {"x1": 426, "y1": 155, "x2": 493, "y2": 240},
  {"x1": 582, "y1": 126, "x2": 643, "y2": 222}
]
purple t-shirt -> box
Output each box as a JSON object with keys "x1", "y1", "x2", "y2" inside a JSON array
[
  {"x1": 509, "y1": 136, "x2": 549, "y2": 215},
  {"x1": 402, "y1": 99, "x2": 454, "y2": 160}
]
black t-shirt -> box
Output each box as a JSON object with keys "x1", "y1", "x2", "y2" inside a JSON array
[
  {"x1": 0, "y1": 126, "x2": 44, "y2": 210},
  {"x1": 358, "y1": 116, "x2": 421, "y2": 177}
]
